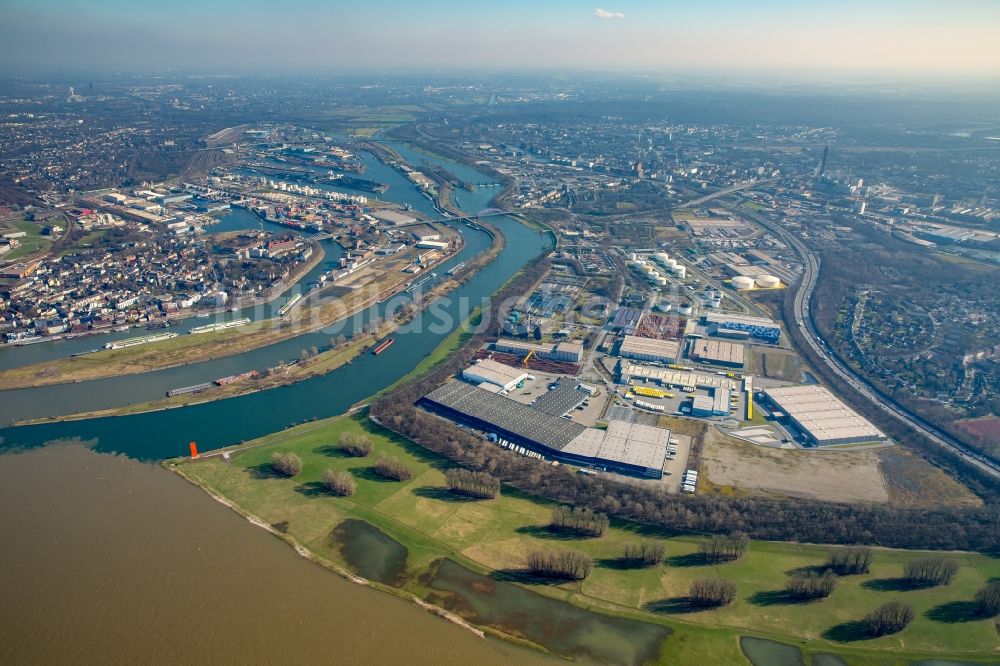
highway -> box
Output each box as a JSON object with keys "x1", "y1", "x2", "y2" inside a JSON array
[
  {"x1": 739, "y1": 206, "x2": 1000, "y2": 481},
  {"x1": 676, "y1": 179, "x2": 775, "y2": 209}
]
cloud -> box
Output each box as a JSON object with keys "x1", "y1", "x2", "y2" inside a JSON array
[{"x1": 594, "y1": 8, "x2": 625, "y2": 20}]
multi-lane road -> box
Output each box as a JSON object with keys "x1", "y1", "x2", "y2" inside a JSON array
[{"x1": 740, "y1": 206, "x2": 1000, "y2": 481}]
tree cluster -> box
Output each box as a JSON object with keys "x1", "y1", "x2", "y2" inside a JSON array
[
  {"x1": 373, "y1": 454, "x2": 412, "y2": 481},
  {"x1": 337, "y1": 432, "x2": 373, "y2": 457},
  {"x1": 785, "y1": 569, "x2": 838, "y2": 600},
  {"x1": 550, "y1": 505, "x2": 609, "y2": 537},
  {"x1": 903, "y1": 557, "x2": 959, "y2": 587},
  {"x1": 973, "y1": 580, "x2": 1000, "y2": 618},
  {"x1": 270, "y1": 452, "x2": 302, "y2": 478},
  {"x1": 368, "y1": 254, "x2": 1000, "y2": 554},
  {"x1": 826, "y1": 545, "x2": 873, "y2": 575},
  {"x1": 525, "y1": 550, "x2": 593, "y2": 580},
  {"x1": 622, "y1": 542, "x2": 665, "y2": 568},
  {"x1": 322, "y1": 469, "x2": 356, "y2": 496},
  {"x1": 698, "y1": 532, "x2": 749, "y2": 563},
  {"x1": 445, "y1": 468, "x2": 500, "y2": 499},
  {"x1": 689, "y1": 578, "x2": 737, "y2": 608},
  {"x1": 862, "y1": 600, "x2": 914, "y2": 637}
]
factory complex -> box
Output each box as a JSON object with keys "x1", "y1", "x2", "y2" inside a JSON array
[
  {"x1": 762, "y1": 384, "x2": 886, "y2": 446},
  {"x1": 422, "y1": 377, "x2": 673, "y2": 479}
]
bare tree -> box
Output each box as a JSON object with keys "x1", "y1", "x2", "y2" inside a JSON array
[
  {"x1": 373, "y1": 454, "x2": 412, "y2": 481},
  {"x1": 974, "y1": 580, "x2": 1000, "y2": 618},
  {"x1": 622, "y1": 542, "x2": 665, "y2": 568},
  {"x1": 863, "y1": 600, "x2": 914, "y2": 636},
  {"x1": 689, "y1": 578, "x2": 737, "y2": 607},
  {"x1": 699, "y1": 532, "x2": 749, "y2": 563},
  {"x1": 786, "y1": 569, "x2": 838, "y2": 600},
  {"x1": 323, "y1": 469, "x2": 356, "y2": 496},
  {"x1": 827, "y1": 545, "x2": 873, "y2": 575},
  {"x1": 903, "y1": 557, "x2": 959, "y2": 587},
  {"x1": 336, "y1": 432, "x2": 373, "y2": 457},
  {"x1": 271, "y1": 451, "x2": 302, "y2": 477},
  {"x1": 525, "y1": 550, "x2": 592, "y2": 580}
]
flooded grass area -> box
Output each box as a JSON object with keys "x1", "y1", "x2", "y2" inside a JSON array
[
  {"x1": 332, "y1": 518, "x2": 409, "y2": 586},
  {"x1": 740, "y1": 636, "x2": 806, "y2": 666},
  {"x1": 427, "y1": 558, "x2": 670, "y2": 665}
]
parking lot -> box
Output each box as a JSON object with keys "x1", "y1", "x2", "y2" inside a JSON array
[{"x1": 506, "y1": 370, "x2": 606, "y2": 427}]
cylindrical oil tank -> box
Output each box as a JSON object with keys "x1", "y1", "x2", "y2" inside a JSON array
[
  {"x1": 732, "y1": 275, "x2": 755, "y2": 290},
  {"x1": 755, "y1": 274, "x2": 780, "y2": 288}
]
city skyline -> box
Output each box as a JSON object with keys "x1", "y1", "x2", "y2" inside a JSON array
[{"x1": 3, "y1": 0, "x2": 1000, "y2": 80}]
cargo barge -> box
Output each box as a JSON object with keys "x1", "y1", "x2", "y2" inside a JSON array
[
  {"x1": 166, "y1": 382, "x2": 212, "y2": 397},
  {"x1": 446, "y1": 262, "x2": 465, "y2": 276},
  {"x1": 214, "y1": 370, "x2": 260, "y2": 386},
  {"x1": 189, "y1": 318, "x2": 251, "y2": 335},
  {"x1": 372, "y1": 338, "x2": 395, "y2": 355},
  {"x1": 278, "y1": 294, "x2": 303, "y2": 317},
  {"x1": 105, "y1": 332, "x2": 178, "y2": 350}
]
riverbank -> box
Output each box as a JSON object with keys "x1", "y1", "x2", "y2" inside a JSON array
[
  {"x1": 170, "y1": 411, "x2": 1000, "y2": 666},
  {"x1": 0, "y1": 235, "x2": 462, "y2": 391},
  {"x1": 15, "y1": 222, "x2": 504, "y2": 425}
]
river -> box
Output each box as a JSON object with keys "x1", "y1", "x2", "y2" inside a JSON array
[
  {"x1": 0, "y1": 143, "x2": 572, "y2": 665},
  {"x1": 0, "y1": 443, "x2": 555, "y2": 665}
]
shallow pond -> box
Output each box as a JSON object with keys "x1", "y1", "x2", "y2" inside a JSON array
[
  {"x1": 428, "y1": 558, "x2": 670, "y2": 665},
  {"x1": 740, "y1": 636, "x2": 806, "y2": 666},
  {"x1": 332, "y1": 518, "x2": 409, "y2": 586}
]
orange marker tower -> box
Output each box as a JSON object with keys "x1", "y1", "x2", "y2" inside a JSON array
[{"x1": 189, "y1": 441, "x2": 199, "y2": 459}]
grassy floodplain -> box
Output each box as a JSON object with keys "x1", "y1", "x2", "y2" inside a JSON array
[{"x1": 173, "y1": 413, "x2": 1000, "y2": 665}]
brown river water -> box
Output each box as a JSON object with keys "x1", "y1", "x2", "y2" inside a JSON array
[{"x1": 0, "y1": 443, "x2": 554, "y2": 665}]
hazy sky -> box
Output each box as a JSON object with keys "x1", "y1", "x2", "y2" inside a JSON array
[{"x1": 3, "y1": 0, "x2": 1000, "y2": 78}]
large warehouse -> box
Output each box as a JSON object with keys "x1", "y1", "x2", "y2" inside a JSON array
[
  {"x1": 619, "y1": 335, "x2": 681, "y2": 363},
  {"x1": 422, "y1": 379, "x2": 671, "y2": 478},
  {"x1": 704, "y1": 313, "x2": 781, "y2": 342},
  {"x1": 461, "y1": 358, "x2": 530, "y2": 392},
  {"x1": 689, "y1": 339, "x2": 746, "y2": 367},
  {"x1": 494, "y1": 338, "x2": 584, "y2": 363},
  {"x1": 763, "y1": 384, "x2": 886, "y2": 446}
]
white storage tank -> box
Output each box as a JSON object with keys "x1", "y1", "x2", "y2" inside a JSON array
[
  {"x1": 678, "y1": 303, "x2": 694, "y2": 315},
  {"x1": 755, "y1": 274, "x2": 780, "y2": 288},
  {"x1": 655, "y1": 276, "x2": 667, "y2": 286},
  {"x1": 653, "y1": 252, "x2": 669, "y2": 264},
  {"x1": 732, "y1": 275, "x2": 755, "y2": 290},
  {"x1": 673, "y1": 265, "x2": 686, "y2": 278}
]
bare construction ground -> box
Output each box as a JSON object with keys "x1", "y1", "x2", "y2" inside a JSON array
[
  {"x1": 750, "y1": 347, "x2": 806, "y2": 383},
  {"x1": 700, "y1": 429, "x2": 981, "y2": 507}
]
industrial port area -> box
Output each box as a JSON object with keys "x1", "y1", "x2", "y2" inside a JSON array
[{"x1": 1, "y1": 57, "x2": 999, "y2": 666}]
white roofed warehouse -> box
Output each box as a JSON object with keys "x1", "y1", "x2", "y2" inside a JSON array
[
  {"x1": 763, "y1": 384, "x2": 886, "y2": 446},
  {"x1": 461, "y1": 358, "x2": 530, "y2": 392}
]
